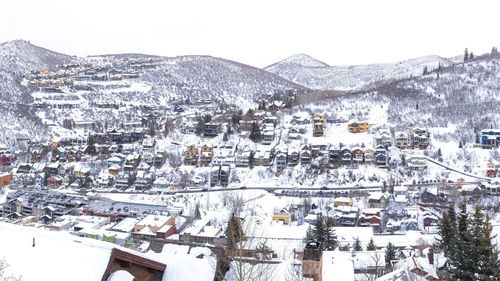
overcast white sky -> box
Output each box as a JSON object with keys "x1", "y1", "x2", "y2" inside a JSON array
[{"x1": 2, "y1": 0, "x2": 500, "y2": 67}]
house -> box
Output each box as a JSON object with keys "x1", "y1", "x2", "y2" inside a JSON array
[
  {"x1": 0, "y1": 172, "x2": 13, "y2": 187},
  {"x1": 368, "y1": 192, "x2": 388, "y2": 208},
  {"x1": 288, "y1": 148, "x2": 299, "y2": 166},
  {"x1": 179, "y1": 219, "x2": 222, "y2": 244},
  {"x1": 184, "y1": 146, "x2": 198, "y2": 166},
  {"x1": 341, "y1": 148, "x2": 352, "y2": 165},
  {"x1": 220, "y1": 165, "x2": 231, "y2": 187},
  {"x1": 133, "y1": 215, "x2": 175, "y2": 235},
  {"x1": 375, "y1": 148, "x2": 387, "y2": 166},
  {"x1": 291, "y1": 114, "x2": 310, "y2": 125},
  {"x1": 352, "y1": 148, "x2": 364, "y2": 163},
  {"x1": 312, "y1": 113, "x2": 325, "y2": 137},
  {"x1": 204, "y1": 122, "x2": 221, "y2": 138},
  {"x1": 272, "y1": 209, "x2": 291, "y2": 225},
  {"x1": 180, "y1": 121, "x2": 197, "y2": 134},
  {"x1": 364, "y1": 149, "x2": 375, "y2": 163},
  {"x1": 359, "y1": 208, "x2": 382, "y2": 227},
  {"x1": 328, "y1": 147, "x2": 341, "y2": 166},
  {"x1": 275, "y1": 145, "x2": 288, "y2": 172},
  {"x1": 423, "y1": 212, "x2": 439, "y2": 227},
  {"x1": 407, "y1": 156, "x2": 427, "y2": 171},
  {"x1": 375, "y1": 130, "x2": 392, "y2": 148},
  {"x1": 46, "y1": 175, "x2": 63, "y2": 187},
  {"x1": 347, "y1": 121, "x2": 371, "y2": 133},
  {"x1": 483, "y1": 180, "x2": 500, "y2": 195},
  {"x1": 334, "y1": 197, "x2": 353, "y2": 207},
  {"x1": 153, "y1": 177, "x2": 169, "y2": 189},
  {"x1": 412, "y1": 128, "x2": 429, "y2": 149},
  {"x1": 481, "y1": 129, "x2": 500, "y2": 149},
  {"x1": 235, "y1": 149, "x2": 251, "y2": 167},
  {"x1": 301, "y1": 145, "x2": 312, "y2": 164},
  {"x1": 399, "y1": 219, "x2": 419, "y2": 232},
  {"x1": 262, "y1": 124, "x2": 275, "y2": 145},
  {"x1": 486, "y1": 160, "x2": 498, "y2": 178},
  {"x1": 421, "y1": 187, "x2": 439, "y2": 203},
  {"x1": 210, "y1": 165, "x2": 221, "y2": 187},
  {"x1": 46, "y1": 161, "x2": 61, "y2": 176},
  {"x1": 388, "y1": 147, "x2": 401, "y2": 168},
  {"x1": 390, "y1": 254, "x2": 439, "y2": 281},
  {"x1": 153, "y1": 152, "x2": 166, "y2": 168},
  {"x1": 134, "y1": 170, "x2": 153, "y2": 190},
  {"x1": 211, "y1": 165, "x2": 231, "y2": 187},
  {"x1": 199, "y1": 145, "x2": 213, "y2": 167},
  {"x1": 395, "y1": 131, "x2": 409, "y2": 149},
  {"x1": 255, "y1": 148, "x2": 272, "y2": 166}
]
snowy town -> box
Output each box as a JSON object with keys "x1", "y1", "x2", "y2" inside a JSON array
[
  {"x1": 1, "y1": 56, "x2": 500, "y2": 280},
  {"x1": 2, "y1": 2, "x2": 500, "y2": 280}
]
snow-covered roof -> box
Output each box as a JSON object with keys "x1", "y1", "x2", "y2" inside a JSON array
[
  {"x1": 111, "y1": 218, "x2": 139, "y2": 232},
  {"x1": 137, "y1": 215, "x2": 171, "y2": 228},
  {"x1": 322, "y1": 251, "x2": 354, "y2": 281}
]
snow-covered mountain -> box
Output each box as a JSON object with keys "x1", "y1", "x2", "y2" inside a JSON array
[
  {"x1": 265, "y1": 53, "x2": 457, "y2": 91},
  {"x1": 0, "y1": 39, "x2": 74, "y2": 103},
  {"x1": 140, "y1": 55, "x2": 307, "y2": 107}
]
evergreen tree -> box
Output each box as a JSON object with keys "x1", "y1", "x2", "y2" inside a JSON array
[
  {"x1": 313, "y1": 213, "x2": 326, "y2": 244},
  {"x1": 148, "y1": 121, "x2": 156, "y2": 137},
  {"x1": 459, "y1": 140, "x2": 463, "y2": 149},
  {"x1": 464, "y1": 48, "x2": 469, "y2": 62},
  {"x1": 367, "y1": 238, "x2": 376, "y2": 251},
  {"x1": 450, "y1": 202, "x2": 475, "y2": 280},
  {"x1": 194, "y1": 203, "x2": 201, "y2": 219},
  {"x1": 436, "y1": 205, "x2": 456, "y2": 257},
  {"x1": 385, "y1": 242, "x2": 396, "y2": 270},
  {"x1": 492, "y1": 46, "x2": 498, "y2": 54},
  {"x1": 479, "y1": 214, "x2": 500, "y2": 279},
  {"x1": 423, "y1": 66, "x2": 428, "y2": 75},
  {"x1": 203, "y1": 114, "x2": 212, "y2": 123},
  {"x1": 227, "y1": 124, "x2": 233, "y2": 135},
  {"x1": 223, "y1": 132, "x2": 228, "y2": 142},
  {"x1": 225, "y1": 213, "x2": 243, "y2": 251},
  {"x1": 86, "y1": 134, "x2": 97, "y2": 156},
  {"x1": 354, "y1": 237, "x2": 363, "y2": 251},
  {"x1": 195, "y1": 120, "x2": 205, "y2": 136},
  {"x1": 248, "y1": 151, "x2": 255, "y2": 169},
  {"x1": 231, "y1": 111, "x2": 242, "y2": 126},
  {"x1": 249, "y1": 122, "x2": 261, "y2": 143},
  {"x1": 324, "y1": 216, "x2": 337, "y2": 250},
  {"x1": 416, "y1": 102, "x2": 419, "y2": 110},
  {"x1": 469, "y1": 52, "x2": 474, "y2": 60}
]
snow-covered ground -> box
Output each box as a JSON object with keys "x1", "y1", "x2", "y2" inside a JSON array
[{"x1": 0, "y1": 222, "x2": 215, "y2": 281}]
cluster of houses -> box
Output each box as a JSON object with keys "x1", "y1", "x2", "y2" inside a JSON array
[
  {"x1": 25, "y1": 57, "x2": 157, "y2": 90},
  {"x1": 0, "y1": 190, "x2": 87, "y2": 221}
]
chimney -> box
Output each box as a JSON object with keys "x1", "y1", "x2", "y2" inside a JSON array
[{"x1": 427, "y1": 248, "x2": 434, "y2": 265}]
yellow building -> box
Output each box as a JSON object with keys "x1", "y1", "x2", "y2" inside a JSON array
[
  {"x1": 272, "y1": 209, "x2": 291, "y2": 225},
  {"x1": 333, "y1": 197, "x2": 353, "y2": 207},
  {"x1": 347, "y1": 122, "x2": 371, "y2": 133},
  {"x1": 313, "y1": 113, "x2": 325, "y2": 137}
]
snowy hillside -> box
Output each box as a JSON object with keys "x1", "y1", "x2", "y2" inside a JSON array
[
  {"x1": 140, "y1": 55, "x2": 308, "y2": 107},
  {"x1": 0, "y1": 39, "x2": 74, "y2": 103},
  {"x1": 265, "y1": 53, "x2": 457, "y2": 91}
]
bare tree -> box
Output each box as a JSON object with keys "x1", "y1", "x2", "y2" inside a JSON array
[
  {"x1": 0, "y1": 258, "x2": 22, "y2": 281},
  {"x1": 212, "y1": 216, "x2": 277, "y2": 281}
]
